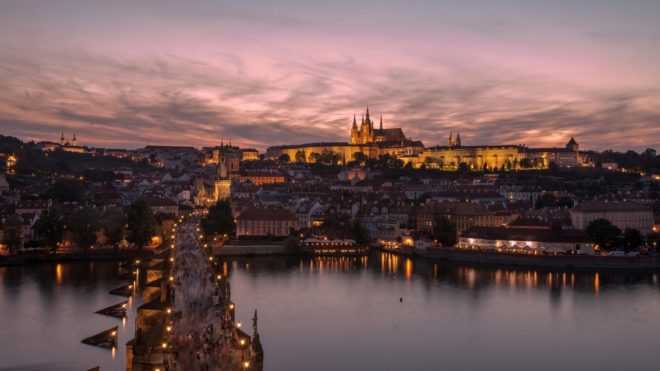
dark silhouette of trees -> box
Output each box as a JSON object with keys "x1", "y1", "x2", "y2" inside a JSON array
[
  {"x1": 622, "y1": 228, "x2": 644, "y2": 252},
  {"x1": 67, "y1": 206, "x2": 100, "y2": 251},
  {"x1": 33, "y1": 204, "x2": 65, "y2": 252},
  {"x1": 127, "y1": 199, "x2": 156, "y2": 250},
  {"x1": 586, "y1": 218, "x2": 621, "y2": 250},
  {"x1": 351, "y1": 218, "x2": 369, "y2": 244},
  {"x1": 432, "y1": 214, "x2": 456, "y2": 247},
  {"x1": 294, "y1": 150, "x2": 306, "y2": 163},
  {"x1": 43, "y1": 179, "x2": 85, "y2": 202},
  {"x1": 201, "y1": 200, "x2": 235, "y2": 238},
  {"x1": 101, "y1": 207, "x2": 126, "y2": 251},
  {"x1": 2, "y1": 214, "x2": 23, "y2": 254}
]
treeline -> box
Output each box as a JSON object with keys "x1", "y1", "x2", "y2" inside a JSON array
[
  {"x1": 1, "y1": 199, "x2": 157, "y2": 254},
  {"x1": 0, "y1": 135, "x2": 151, "y2": 176},
  {"x1": 585, "y1": 148, "x2": 659, "y2": 172}
]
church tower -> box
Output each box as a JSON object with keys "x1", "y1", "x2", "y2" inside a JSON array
[
  {"x1": 360, "y1": 107, "x2": 374, "y2": 143},
  {"x1": 213, "y1": 158, "x2": 231, "y2": 202},
  {"x1": 350, "y1": 115, "x2": 359, "y2": 145},
  {"x1": 455, "y1": 132, "x2": 461, "y2": 147},
  {"x1": 566, "y1": 137, "x2": 579, "y2": 152},
  {"x1": 60, "y1": 132, "x2": 65, "y2": 146},
  {"x1": 448, "y1": 131, "x2": 454, "y2": 147},
  {"x1": 72, "y1": 133, "x2": 77, "y2": 146}
]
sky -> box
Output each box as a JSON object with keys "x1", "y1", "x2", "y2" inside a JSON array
[{"x1": 0, "y1": 0, "x2": 659, "y2": 151}]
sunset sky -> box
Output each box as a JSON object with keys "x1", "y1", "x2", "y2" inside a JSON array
[{"x1": 0, "y1": 0, "x2": 659, "y2": 151}]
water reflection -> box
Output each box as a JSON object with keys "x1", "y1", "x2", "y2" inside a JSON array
[
  {"x1": 0, "y1": 261, "x2": 136, "y2": 370},
  {"x1": 221, "y1": 251, "x2": 660, "y2": 297}
]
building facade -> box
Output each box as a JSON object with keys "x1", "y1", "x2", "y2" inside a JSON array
[
  {"x1": 571, "y1": 200, "x2": 654, "y2": 233},
  {"x1": 236, "y1": 208, "x2": 299, "y2": 237}
]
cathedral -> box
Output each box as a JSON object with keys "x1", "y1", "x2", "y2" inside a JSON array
[
  {"x1": 267, "y1": 107, "x2": 422, "y2": 163},
  {"x1": 350, "y1": 108, "x2": 409, "y2": 145}
]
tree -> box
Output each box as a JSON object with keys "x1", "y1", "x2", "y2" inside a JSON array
[
  {"x1": 622, "y1": 228, "x2": 644, "y2": 252},
  {"x1": 557, "y1": 196, "x2": 574, "y2": 209},
  {"x1": 43, "y1": 179, "x2": 85, "y2": 202},
  {"x1": 586, "y1": 218, "x2": 621, "y2": 250},
  {"x1": 535, "y1": 193, "x2": 557, "y2": 209},
  {"x1": 67, "y1": 207, "x2": 100, "y2": 251},
  {"x1": 101, "y1": 207, "x2": 126, "y2": 251},
  {"x1": 2, "y1": 214, "x2": 23, "y2": 254},
  {"x1": 278, "y1": 153, "x2": 290, "y2": 163},
  {"x1": 201, "y1": 200, "x2": 235, "y2": 238},
  {"x1": 432, "y1": 213, "x2": 456, "y2": 246},
  {"x1": 33, "y1": 204, "x2": 65, "y2": 252},
  {"x1": 352, "y1": 152, "x2": 366, "y2": 164},
  {"x1": 457, "y1": 162, "x2": 470, "y2": 174},
  {"x1": 351, "y1": 218, "x2": 369, "y2": 244},
  {"x1": 519, "y1": 158, "x2": 533, "y2": 169},
  {"x1": 127, "y1": 199, "x2": 156, "y2": 250},
  {"x1": 295, "y1": 150, "x2": 306, "y2": 163}
]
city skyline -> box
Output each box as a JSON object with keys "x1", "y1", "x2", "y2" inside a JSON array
[{"x1": 1, "y1": 0, "x2": 660, "y2": 151}]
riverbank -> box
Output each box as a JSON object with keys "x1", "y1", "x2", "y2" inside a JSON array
[
  {"x1": 0, "y1": 249, "x2": 146, "y2": 266},
  {"x1": 418, "y1": 248, "x2": 660, "y2": 271},
  {"x1": 213, "y1": 243, "x2": 295, "y2": 256}
]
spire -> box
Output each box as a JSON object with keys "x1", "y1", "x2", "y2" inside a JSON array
[
  {"x1": 361, "y1": 115, "x2": 364, "y2": 125},
  {"x1": 253, "y1": 309, "x2": 258, "y2": 333},
  {"x1": 449, "y1": 131, "x2": 454, "y2": 147},
  {"x1": 221, "y1": 138, "x2": 224, "y2": 146},
  {"x1": 60, "y1": 132, "x2": 65, "y2": 145},
  {"x1": 365, "y1": 107, "x2": 370, "y2": 123},
  {"x1": 456, "y1": 132, "x2": 461, "y2": 147},
  {"x1": 352, "y1": 114, "x2": 357, "y2": 128},
  {"x1": 379, "y1": 115, "x2": 383, "y2": 130},
  {"x1": 72, "y1": 132, "x2": 77, "y2": 146}
]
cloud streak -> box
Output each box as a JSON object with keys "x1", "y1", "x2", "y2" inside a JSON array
[{"x1": 0, "y1": 0, "x2": 659, "y2": 151}]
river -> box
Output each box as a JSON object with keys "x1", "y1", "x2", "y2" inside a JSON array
[{"x1": 1, "y1": 253, "x2": 659, "y2": 370}]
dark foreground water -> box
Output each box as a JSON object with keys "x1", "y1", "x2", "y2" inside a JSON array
[{"x1": 1, "y1": 253, "x2": 660, "y2": 371}]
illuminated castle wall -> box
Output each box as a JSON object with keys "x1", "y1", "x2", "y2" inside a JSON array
[{"x1": 266, "y1": 108, "x2": 580, "y2": 170}]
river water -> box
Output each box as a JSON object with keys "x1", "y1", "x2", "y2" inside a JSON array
[{"x1": 1, "y1": 253, "x2": 659, "y2": 370}]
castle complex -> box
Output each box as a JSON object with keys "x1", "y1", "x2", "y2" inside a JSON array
[{"x1": 266, "y1": 107, "x2": 581, "y2": 170}]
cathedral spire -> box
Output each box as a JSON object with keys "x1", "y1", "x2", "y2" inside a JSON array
[
  {"x1": 379, "y1": 115, "x2": 383, "y2": 130},
  {"x1": 456, "y1": 132, "x2": 461, "y2": 147},
  {"x1": 365, "y1": 107, "x2": 370, "y2": 123},
  {"x1": 352, "y1": 114, "x2": 357, "y2": 128},
  {"x1": 449, "y1": 131, "x2": 454, "y2": 147}
]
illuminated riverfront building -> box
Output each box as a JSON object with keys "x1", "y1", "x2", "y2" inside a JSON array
[{"x1": 267, "y1": 108, "x2": 580, "y2": 170}]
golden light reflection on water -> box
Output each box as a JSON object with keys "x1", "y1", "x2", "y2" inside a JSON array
[
  {"x1": 222, "y1": 252, "x2": 615, "y2": 295},
  {"x1": 404, "y1": 258, "x2": 413, "y2": 281},
  {"x1": 55, "y1": 263, "x2": 63, "y2": 285}
]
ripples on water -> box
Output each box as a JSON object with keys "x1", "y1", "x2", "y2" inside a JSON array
[{"x1": 1, "y1": 253, "x2": 659, "y2": 371}]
